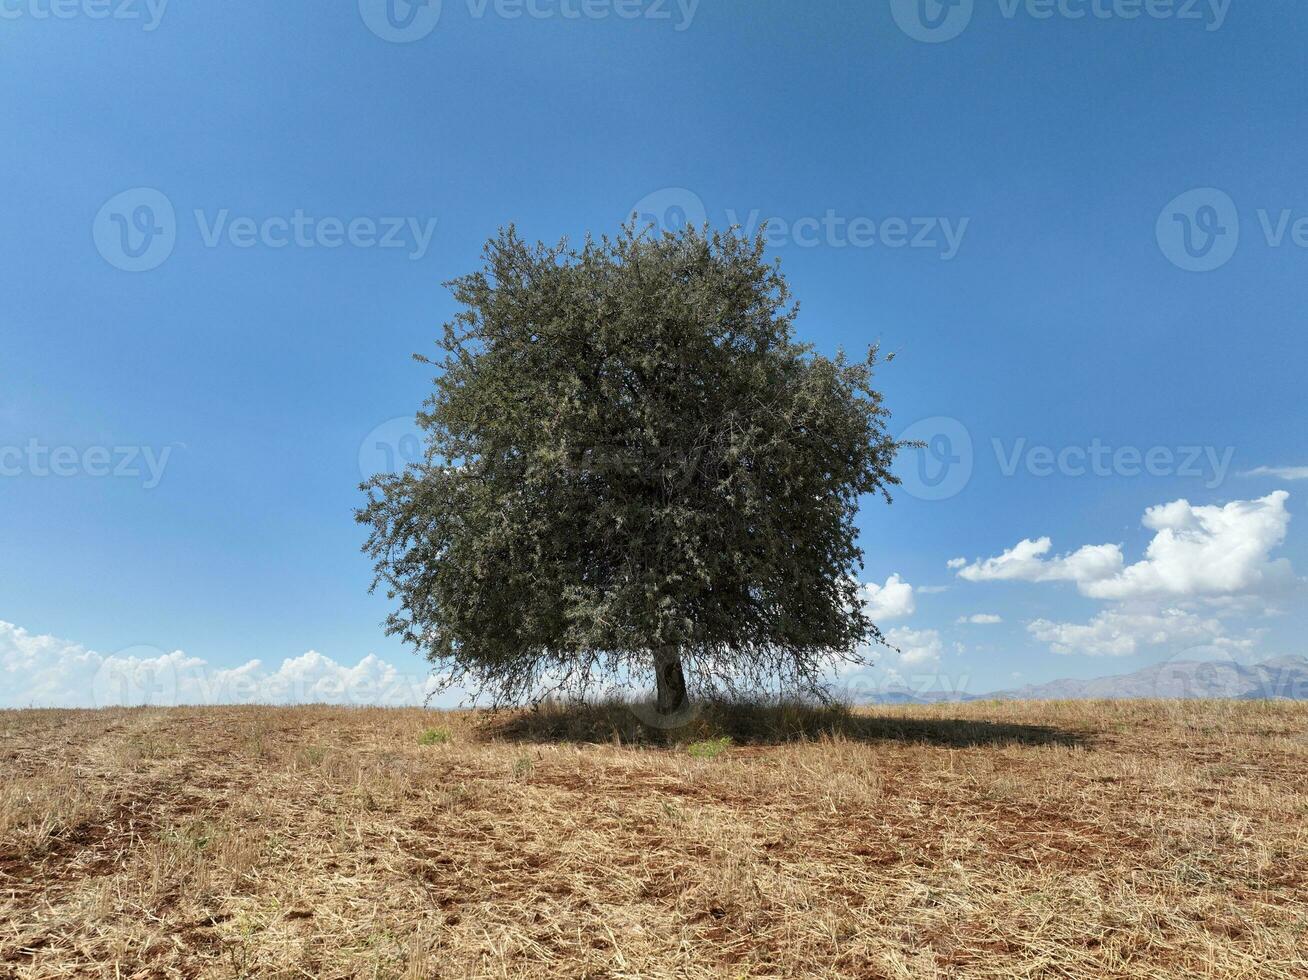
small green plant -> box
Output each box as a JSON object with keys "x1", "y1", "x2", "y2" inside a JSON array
[
  {"x1": 162, "y1": 819, "x2": 217, "y2": 853},
  {"x1": 417, "y1": 727, "x2": 451, "y2": 746},
  {"x1": 511, "y1": 754, "x2": 534, "y2": 779},
  {"x1": 687, "y1": 736, "x2": 732, "y2": 760},
  {"x1": 297, "y1": 744, "x2": 328, "y2": 767}
]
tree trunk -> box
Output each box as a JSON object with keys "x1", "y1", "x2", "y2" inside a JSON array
[{"x1": 654, "y1": 647, "x2": 688, "y2": 716}]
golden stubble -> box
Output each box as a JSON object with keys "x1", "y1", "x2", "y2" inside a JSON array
[{"x1": 1, "y1": 699, "x2": 1306, "y2": 978}]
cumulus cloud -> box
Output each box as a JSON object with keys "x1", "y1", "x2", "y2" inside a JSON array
[
  {"x1": 1242, "y1": 466, "x2": 1308, "y2": 481},
  {"x1": 860, "y1": 573, "x2": 915, "y2": 622},
  {"x1": 836, "y1": 576, "x2": 959, "y2": 689},
  {"x1": 0, "y1": 621, "x2": 433, "y2": 709},
  {"x1": 1027, "y1": 606, "x2": 1260, "y2": 658},
  {"x1": 955, "y1": 538, "x2": 1125, "y2": 587},
  {"x1": 953, "y1": 493, "x2": 1298, "y2": 660},
  {"x1": 884, "y1": 626, "x2": 943, "y2": 667},
  {"x1": 955, "y1": 492, "x2": 1293, "y2": 601},
  {"x1": 957, "y1": 613, "x2": 1003, "y2": 625},
  {"x1": 1083, "y1": 492, "x2": 1293, "y2": 600},
  {"x1": 1, "y1": 622, "x2": 100, "y2": 707}
]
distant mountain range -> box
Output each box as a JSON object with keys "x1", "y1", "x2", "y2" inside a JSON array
[{"x1": 867, "y1": 655, "x2": 1308, "y2": 703}]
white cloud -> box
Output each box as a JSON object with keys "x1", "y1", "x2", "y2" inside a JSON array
[
  {"x1": 957, "y1": 613, "x2": 1003, "y2": 625},
  {"x1": 0, "y1": 621, "x2": 433, "y2": 709},
  {"x1": 946, "y1": 558, "x2": 967, "y2": 569},
  {"x1": 861, "y1": 573, "x2": 915, "y2": 622},
  {"x1": 1083, "y1": 492, "x2": 1293, "y2": 600},
  {"x1": 1, "y1": 622, "x2": 101, "y2": 708},
  {"x1": 1241, "y1": 466, "x2": 1308, "y2": 481},
  {"x1": 955, "y1": 537, "x2": 1124, "y2": 586},
  {"x1": 884, "y1": 626, "x2": 943, "y2": 667},
  {"x1": 955, "y1": 493, "x2": 1298, "y2": 662},
  {"x1": 917, "y1": 585, "x2": 950, "y2": 595},
  {"x1": 1027, "y1": 606, "x2": 1259, "y2": 658},
  {"x1": 839, "y1": 577, "x2": 957, "y2": 683},
  {"x1": 955, "y1": 492, "x2": 1294, "y2": 602}
]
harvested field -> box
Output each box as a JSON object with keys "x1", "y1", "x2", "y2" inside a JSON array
[{"x1": 1, "y1": 700, "x2": 1306, "y2": 978}]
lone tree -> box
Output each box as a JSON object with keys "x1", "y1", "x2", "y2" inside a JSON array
[{"x1": 358, "y1": 224, "x2": 905, "y2": 718}]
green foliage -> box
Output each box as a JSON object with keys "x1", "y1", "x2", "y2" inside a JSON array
[
  {"x1": 417, "y1": 727, "x2": 451, "y2": 746},
  {"x1": 358, "y1": 223, "x2": 906, "y2": 705},
  {"x1": 686, "y1": 736, "x2": 733, "y2": 760}
]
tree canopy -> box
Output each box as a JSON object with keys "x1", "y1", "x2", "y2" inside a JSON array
[{"x1": 357, "y1": 224, "x2": 906, "y2": 715}]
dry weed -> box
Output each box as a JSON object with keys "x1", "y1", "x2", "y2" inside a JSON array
[{"x1": 0, "y1": 700, "x2": 1305, "y2": 977}]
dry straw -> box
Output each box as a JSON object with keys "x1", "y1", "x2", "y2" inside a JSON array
[{"x1": 2, "y1": 699, "x2": 1306, "y2": 978}]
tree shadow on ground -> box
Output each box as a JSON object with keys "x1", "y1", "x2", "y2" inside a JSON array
[{"x1": 479, "y1": 699, "x2": 1092, "y2": 750}]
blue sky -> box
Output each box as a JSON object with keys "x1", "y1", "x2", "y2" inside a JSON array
[{"x1": 2, "y1": 0, "x2": 1305, "y2": 706}]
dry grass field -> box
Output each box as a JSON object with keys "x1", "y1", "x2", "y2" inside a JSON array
[{"x1": 2, "y1": 699, "x2": 1307, "y2": 979}]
